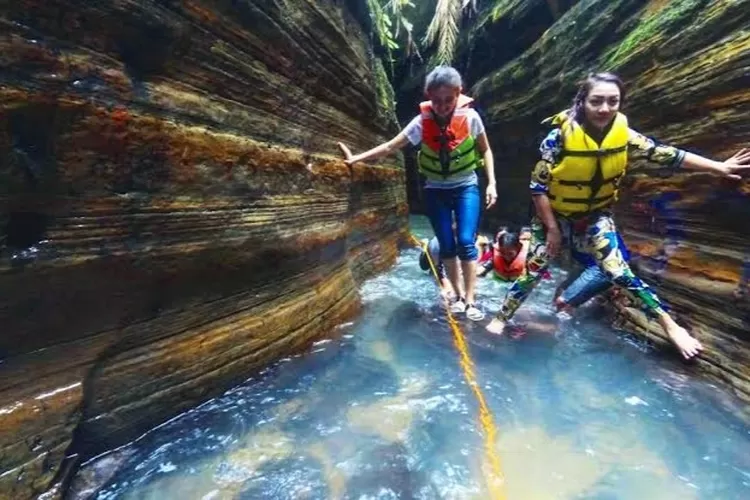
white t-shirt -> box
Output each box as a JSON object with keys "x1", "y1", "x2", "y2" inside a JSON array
[{"x1": 401, "y1": 109, "x2": 486, "y2": 189}]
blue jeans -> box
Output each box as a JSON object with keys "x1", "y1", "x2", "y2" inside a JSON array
[
  {"x1": 559, "y1": 265, "x2": 612, "y2": 306},
  {"x1": 424, "y1": 184, "x2": 480, "y2": 261}
]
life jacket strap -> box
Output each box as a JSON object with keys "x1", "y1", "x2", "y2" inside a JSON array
[
  {"x1": 419, "y1": 160, "x2": 478, "y2": 179},
  {"x1": 556, "y1": 173, "x2": 623, "y2": 188},
  {"x1": 547, "y1": 193, "x2": 615, "y2": 205}
]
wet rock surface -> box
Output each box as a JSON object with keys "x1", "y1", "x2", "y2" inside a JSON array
[
  {"x1": 0, "y1": 1, "x2": 407, "y2": 497},
  {"x1": 468, "y1": 0, "x2": 750, "y2": 402}
]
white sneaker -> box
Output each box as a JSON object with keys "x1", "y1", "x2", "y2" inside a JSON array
[
  {"x1": 450, "y1": 298, "x2": 466, "y2": 314},
  {"x1": 466, "y1": 304, "x2": 485, "y2": 321}
]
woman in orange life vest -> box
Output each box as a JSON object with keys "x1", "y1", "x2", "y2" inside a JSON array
[
  {"x1": 486, "y1": 72, "x2": 750, "y2": 360},
  {"x1": 338, "y1": 66, "x2": 497, "y2": 321}
]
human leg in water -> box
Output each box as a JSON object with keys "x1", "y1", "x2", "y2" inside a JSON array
[
  {"x1": 453, "y1": 183, "x2": 484, "y2": 320},
  {"x1": 486, "y1": 218, "x2": 551, "y2": 334},
  {"x1": 424, "y1": 187, "x2": 466, "y2": 312},
  {"x1": 582, "y1": 213, "x2": 702, "y2": 360},
  {"x1": 420, "y1": 238, "x2": 461, "y2": 300},
  {"x1": 555, "y1": 265, "x2": 612, "y2": 313},
  {"x1": 555, "y1": 230, "x2": 634, "y2": 313}
]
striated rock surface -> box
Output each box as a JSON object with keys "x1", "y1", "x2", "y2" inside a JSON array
[
  {"x1": 469, "y1": 0, "x2": 750, "y2": 400},
  {"x1": 0, "y1": 0, "x2": 407, "y2": 497}
]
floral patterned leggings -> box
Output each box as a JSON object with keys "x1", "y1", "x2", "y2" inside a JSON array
[{"x1": 496, "y1": 211, "x2": 666, "y2": 321}]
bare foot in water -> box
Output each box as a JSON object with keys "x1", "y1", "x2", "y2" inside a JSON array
[
  {"x1": 554, "y1": 296, "x2": 573, "y2": 314},
  {"x1": 664, "y1": 322, "x2": 703, "y2": 360},
  {"x1": 486, "y1": 317, "x2": 506, "y2": 335}
]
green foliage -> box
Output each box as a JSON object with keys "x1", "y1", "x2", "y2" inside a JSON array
[
  {"x1": 373, "y1": 56, "x2": 399, "y2": 127},
  {"x1": 601, "y1": 0, "x2": 704, "y2": 69},
  {"x1": 423, "y1": 0, "x2": 480, "y2": 65},
  {"x1": 367, "y1": 0, "x2": 485, "y2": 68},
  {"x1": 488, "y1": 0, "x2": 524, "y2": 22},
  {"x1": 367, "y1": 0, "x2": 422, "y2": 76}
]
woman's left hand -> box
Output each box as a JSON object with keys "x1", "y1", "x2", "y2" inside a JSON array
[
  {"x1": 718, "y1": 148, "x2": 750, "y2": 180},
  {"x1": 338, "y1": 142, "x2": 355, "y2": 166},
  {"x1": 485, "y1": 183, "x2": 497, "y2": 209}
]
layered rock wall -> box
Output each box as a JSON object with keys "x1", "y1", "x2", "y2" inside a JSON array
[
  {"x1": 470, "y1": 0, "x2": 750, "y2": 400},
  {"x1": 0, "y1": 0, "x2": 407, "y2": 497}
]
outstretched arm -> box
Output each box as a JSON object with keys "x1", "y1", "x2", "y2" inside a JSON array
[
  {"x1": 627, "y1": 129, "x2": 750, "y2": 178},
  {"x1": 682, "y1": 148, "x2": 750, "y2": 179},
  {"x1": 338, "y1": 133, "x2": 410, "y2": 166}
]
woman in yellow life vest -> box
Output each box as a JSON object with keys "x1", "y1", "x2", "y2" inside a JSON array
[
  {"x1": 338, "y1": 66, "x2": 498, "y2": 321},
  {"x1": 486, "y1": 72, "x2": 750, "y2": 360}
]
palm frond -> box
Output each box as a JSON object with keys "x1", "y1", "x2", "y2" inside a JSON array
[{"x1": 423, "y1": 0, "x2": 464, "y2": 65}]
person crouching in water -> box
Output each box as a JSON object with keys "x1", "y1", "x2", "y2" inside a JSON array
[
  {"x1": 486, "y1": 72, "x2": 750, "y2": 360},
  {"x1": 477, "y1": 230, "x2": 528, "y2": 281},
  {"x1": 339, "y1": 66, "x2": 498, "y2": 321}
]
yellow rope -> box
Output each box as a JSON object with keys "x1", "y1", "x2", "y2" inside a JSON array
[{"x1": 410, "y1": 234, "x2": 506, "y2": 499}]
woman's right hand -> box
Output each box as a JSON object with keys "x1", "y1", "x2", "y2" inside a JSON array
[
  {"x1": 545, "y1": 226, "x2": 562, "y2": 258},
  {"x1": 337, "y1": 142, "x2": 354, "y2": 166},
  {"x1": 485, "y1": 183, "x2": 498, "y2": 209},
  {"x1": 720, "y1": 148, "x2": 750, "y2": 179}
]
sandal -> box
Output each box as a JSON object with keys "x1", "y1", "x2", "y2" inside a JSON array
[
  {"x1": 450, "y1": 297, "x2": 466, "y2": 314},
  {"x1": 465, "y1": 303, "x2": 485, "y2": 321}
]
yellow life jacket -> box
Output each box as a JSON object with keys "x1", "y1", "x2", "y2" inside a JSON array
[{"x1": 544, "y1": 111, "x2": 629, "y2": 217}]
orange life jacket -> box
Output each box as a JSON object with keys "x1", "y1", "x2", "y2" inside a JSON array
[
  {"x1": 417, "y1": 94, "x2": 480, "y2": 180},
  {"x1": 492, "y1": 242, "x2": 528, "y2": 281}
]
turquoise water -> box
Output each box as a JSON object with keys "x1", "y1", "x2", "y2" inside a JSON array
[{"x1": 71, "y1": 217, "x2": 750, "y2": 499}]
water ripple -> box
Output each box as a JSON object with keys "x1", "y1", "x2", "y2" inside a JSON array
[{"x1": 74, "y1": 217, "x2": 750, "y2": 500}]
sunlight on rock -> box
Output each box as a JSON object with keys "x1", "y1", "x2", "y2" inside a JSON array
[
  {"x1": 308, "y1": 443, "x2": 346, "y2": 500},
  {"x1": 347, "y1": 376, "x2": 429, "y2": 443},
  {"x1": 604, "y1": 473, "x2": 700, "y2": 500},
  {"x1": 489, "y1": 424, "x2": 699, "y2": 500},
  {"x1": 215, "y1": 429, "x2": 294, "y2": 487},
  {"x1": 270, "y1": 397, "x2": 308, "y2": 421},
  {"x1": 120, "y1": 428, "x2": 296, "y2": 499},
  {"x1": 367, "y1": 339, "x2": 396, "y2": 364},
  {"x1": 495, "y1": 426, "x2": 606, "y2": 499},
  {"x1": 581, "y1": 422, "x2": 671, "y2": 478},
  {"x1": 121, "y1": 467, "x2": 223, "y2": 500}
]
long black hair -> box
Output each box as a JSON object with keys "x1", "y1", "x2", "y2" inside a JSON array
[{"x1": 568, "y1": 72, "x2": 626, "y2": 124}]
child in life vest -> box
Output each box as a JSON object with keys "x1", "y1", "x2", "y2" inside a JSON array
[{"x1": 477, "y1": 231, "x2": 528, "y2": 281}]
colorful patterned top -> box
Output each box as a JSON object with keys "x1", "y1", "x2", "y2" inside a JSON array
[{"x1": 529, "y1": 127, "x2": 686, "y2": 194}]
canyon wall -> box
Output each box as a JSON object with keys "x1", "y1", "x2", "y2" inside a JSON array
[
  {"x1": 0, "y1": 0, "x2": 407, "y2": 497},
  {"x1": 470, "y1": 0, "x2": 750, "y2": 402}
]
